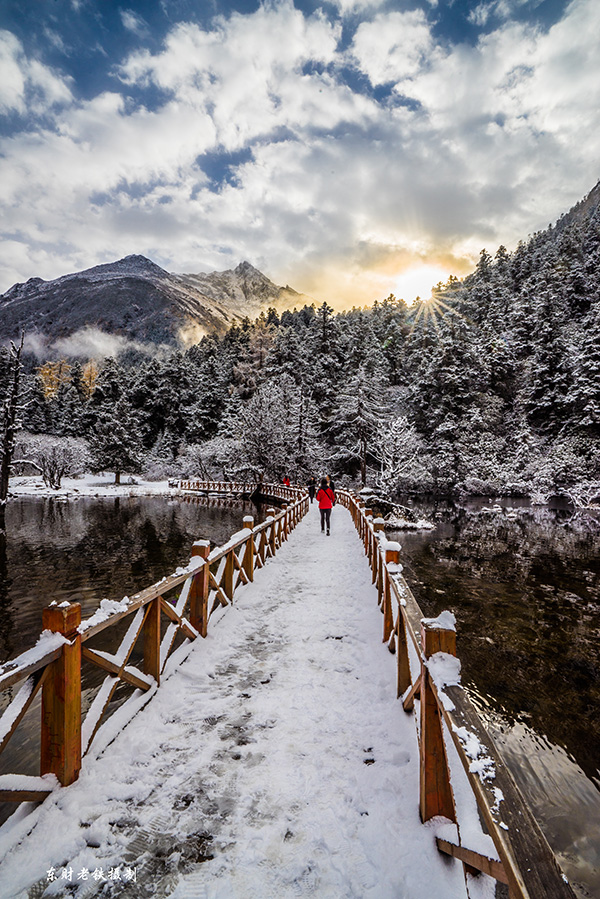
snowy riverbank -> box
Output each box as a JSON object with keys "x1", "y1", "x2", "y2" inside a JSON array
[{"x1": 7, "y1": 474, "x2": 175, "y2": 500}]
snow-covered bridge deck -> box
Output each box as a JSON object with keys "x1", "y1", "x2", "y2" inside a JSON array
[{"x1": 0, "y1": 503, "x2": 470, "y2": 899}]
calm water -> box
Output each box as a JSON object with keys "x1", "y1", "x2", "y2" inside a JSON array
[
  {"x1": 0, "y1": 495, "x2": 264, "y2": 663},
  {"x1": 392, "y1": 497, "x2": 600, "y2": 899}
]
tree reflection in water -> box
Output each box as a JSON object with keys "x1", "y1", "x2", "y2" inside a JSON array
[
  {"x1": 0, "y1": 495, "x2": 266, "y2": 661},
  {"x1": 395, "y1": 498, "x2": 600, "y2": 897}
]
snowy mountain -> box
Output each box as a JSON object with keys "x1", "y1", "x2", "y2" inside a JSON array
[
  {"x1": 178, "y1": 260, "x2": 308, "y2": 321},
  {"x1": 0, "y1": 255, "x2": 313, "y2": 353}
]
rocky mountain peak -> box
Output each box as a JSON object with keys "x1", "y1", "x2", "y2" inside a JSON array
[{"x1": 234, "y1": 260, "x2": 260, "y2": 276}]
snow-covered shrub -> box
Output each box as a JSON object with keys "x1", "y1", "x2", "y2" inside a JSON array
[
  {"x1": 142, "y1": 458, "x2": 182, "y2": 482},
  {"x1": 375, "y1": 415, "x2": 433, "y2": 495},
  {"x1": 531, "y1": 435, "x2": 600, "y2": 501},
  {"x1": 14, "y1": 432, "x2": 91, "y2": 489}
]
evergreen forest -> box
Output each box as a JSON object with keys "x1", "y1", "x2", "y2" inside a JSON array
[{"x1": 3, "y1": 185, "x2": 600, "y2": 504}]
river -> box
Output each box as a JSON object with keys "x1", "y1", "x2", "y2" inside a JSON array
[{"x1": 391, "y1": 496, "x2": 600, "y2": 899}]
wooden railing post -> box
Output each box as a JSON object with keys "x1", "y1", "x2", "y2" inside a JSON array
[
  {"x1": 243, "y1": 516, "x2": 255, "y2": 582},
  {"x1": 364, "y1": 508, "x2": 372, "y2": 555},
  {"x1": 267, "y1": 507, "x2": 277, "y2": 555},
  {"x1": 282, "y1": 507, "x2": 289, "y2": 541},
  {"x1": 419, "y1": 618, "x2": 457, "y2": 824},
  {"x1": 224, "y1": 548, "x2": 235, "y2": 600},
  {"x1": 372, "y1": 519, "x2": 385, "y2": 586},
  {"x1": 41, "y1": 602, "x2": 81, "y2": 786},
  {"x1": 396, "y1": 609, "x2": 411, "y2": 700},
  {"x1": 144, "y1": 597, "x2": 161, "y2": 685},
  {"x1": 259, "y1": 526, "x2": 267, "y2": 564},
  {"x1": 189, "y1": 540, "x2": 210, "y2": 637},
  {"x1": 383, "y1": 544, "x2": 400, "y2": 642}
]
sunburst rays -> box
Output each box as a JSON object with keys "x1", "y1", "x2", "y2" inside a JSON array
[{"x1": 407, "y1": 284, "x2": 462, "y2": 338}]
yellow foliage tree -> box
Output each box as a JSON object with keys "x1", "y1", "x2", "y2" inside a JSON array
[
  {"x1": 37, "y1": 360, "x2": 71, "y2": 399},
  {"x1": 80, "y1": 360, "x2": 99, "y2": 398}
]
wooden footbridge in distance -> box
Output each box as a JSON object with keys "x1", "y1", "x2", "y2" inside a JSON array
[{"x1": 0, "y1": 481, "x2": 576, "y2": 898}]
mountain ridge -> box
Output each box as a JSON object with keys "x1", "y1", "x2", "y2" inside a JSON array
[{"x1": 0, "y1": 256, "x2": 315, "y2": 355}]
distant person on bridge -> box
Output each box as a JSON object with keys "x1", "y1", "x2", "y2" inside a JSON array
[
  {"x1": 307, "y1": 476, "x2": 316, "y2": 503},
  {"x1": 316, "y1": 477, "x2": 336, "y2": 535},
  {"x1": 282, "y1": 475, "x2": 291, "y2": 486}
]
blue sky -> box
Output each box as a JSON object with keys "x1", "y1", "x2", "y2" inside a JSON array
[{"x1": 0, "y1": 0, "x2": 598, "y2": 307}]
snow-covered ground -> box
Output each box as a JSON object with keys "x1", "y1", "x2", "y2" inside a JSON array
[
  {"x1": 0, "y1": 503, "x2": 487, "y2": 898},
  {"x1": 8, "y1": 474, "x2": 175, "y2": 500}
]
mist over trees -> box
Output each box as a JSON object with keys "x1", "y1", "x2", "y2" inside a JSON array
[{"x1": 10, "y1": 184, "x2": 600, "y2": 503}]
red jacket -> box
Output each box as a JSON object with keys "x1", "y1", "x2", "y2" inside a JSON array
[{"x1": 316, "y1": 487, "x2": 335, "y2": 509}]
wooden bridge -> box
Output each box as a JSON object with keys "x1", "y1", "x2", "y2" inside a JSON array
[{"x1": 0, "y1": 482, "x2": 576, "y2": 898}]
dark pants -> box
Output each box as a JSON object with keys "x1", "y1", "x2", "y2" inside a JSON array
[
  {"x1": 320, "y1": 507, "x2": 331, "y2": 531},
  {"x1": 308, "y1": 486, "x2": 315, "y2": 503}
]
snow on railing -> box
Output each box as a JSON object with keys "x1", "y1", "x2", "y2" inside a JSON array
[
  {"x1": 336, "y1": 488, "x2": 576, "y2": 899},
  {"x1": 0, "y1": 482, "x2": 309, "y2": 807}
]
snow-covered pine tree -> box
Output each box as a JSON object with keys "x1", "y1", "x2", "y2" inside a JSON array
[
  {"x1": 235, "y1": 376, "x2": 300, "y2": 481},
  {"x1": 376, "y1": 415, "x2": 430, "y2": 495},
  {"x1": 328, "y1": 365, "x2": 390, "y2": 486},
  {"x1": 568, "y1": 300, "x2": 600, "y2": 436},
  {"x1": 89, "y1": 396, "x2": 143, "y2": 484},
  {"x1": 522, "y1": 281, "x2": 572, "y2": 434}
]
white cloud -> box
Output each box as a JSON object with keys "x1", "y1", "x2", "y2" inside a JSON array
[
  {"x1": 0, "y1": 0, "x2": 598, "y2": 309},
  {"x1": 351, "y1": 9, "x2": 436, "y2": 85},
  {"x1": 51, "y1": 326, "x2": 158, "y2": 358},
  {"x1": 468, "y1": 3, "x2": 494, "y2": 27},
  {"x1": 0, "y1": 30, "x2": 72, "y2": 115},
  {"x1": 19, "y1": 326, "x2": 164, "y2": 360},
  {"x1": 0, "y1": 31, "x2": 26, "y2": 113},
  {"x1": 326, "y1": 0, "x2": 387, "y2": 12},
  {"x1": 119, "y1": 5, "x2": 343, "y2": 151},
  {"x1": 469, "y1": 0, "x2": 542, "y2": 26},
  {"x1": 120, "y1": 10, "x2": 149, "y2": 37}
]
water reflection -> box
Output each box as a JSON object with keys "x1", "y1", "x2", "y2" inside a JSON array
[
  {"x1": 2, "y1": 495, "x2": 265, "y2": 662},
  {"x1": 393, "y1": 497, "x2": 600, "y2": 898},
  {"x1": 0, "y1": 495, "x2": 270, "y2": 825}
]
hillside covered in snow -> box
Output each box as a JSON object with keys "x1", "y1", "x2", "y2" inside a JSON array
[{"x1": 0, "y1": 256, "x2": 312, "y2": 354}]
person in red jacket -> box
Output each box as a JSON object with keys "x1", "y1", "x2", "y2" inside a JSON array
[
  {"x1": 316, "y1": 477, "x2": 335, "y2": 535},
  {"x1": 283, "y1": 475, "x2": 291, "y2": 486}
]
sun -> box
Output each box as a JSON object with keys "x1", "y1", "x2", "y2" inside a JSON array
[
  {"x1": 393, "y1": 264, "x2": 451, "y2": 305},
  {"x1": 397, "y1": 264, "x2": 463, "y2": 337}
]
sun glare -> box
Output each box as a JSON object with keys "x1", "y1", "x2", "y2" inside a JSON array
[{"x1": 393, "y1": 264, "x2": 451, "y2": 305}]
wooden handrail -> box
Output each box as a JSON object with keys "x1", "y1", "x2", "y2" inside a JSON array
[
  {"x1": 0, "y1": 644, "x2": 65, "y2": 692},
  {"x1": 337, "y1": 488, "x2": 576, "y2": 899},
  {"x1": 0, "y1": 481, "x2": 309, "y2": 804}
]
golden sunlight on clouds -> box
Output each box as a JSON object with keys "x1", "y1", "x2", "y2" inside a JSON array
[{"x1": 284, "y1": 256, "x2": 471, "y2": 312}]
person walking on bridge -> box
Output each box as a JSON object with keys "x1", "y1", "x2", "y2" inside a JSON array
[
  {"x1": 316, "y1": 477, "x2": 336, "y2": 535},
  {"x1": 307, "y1": 476, "x2": 316, "y2": 503}
]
